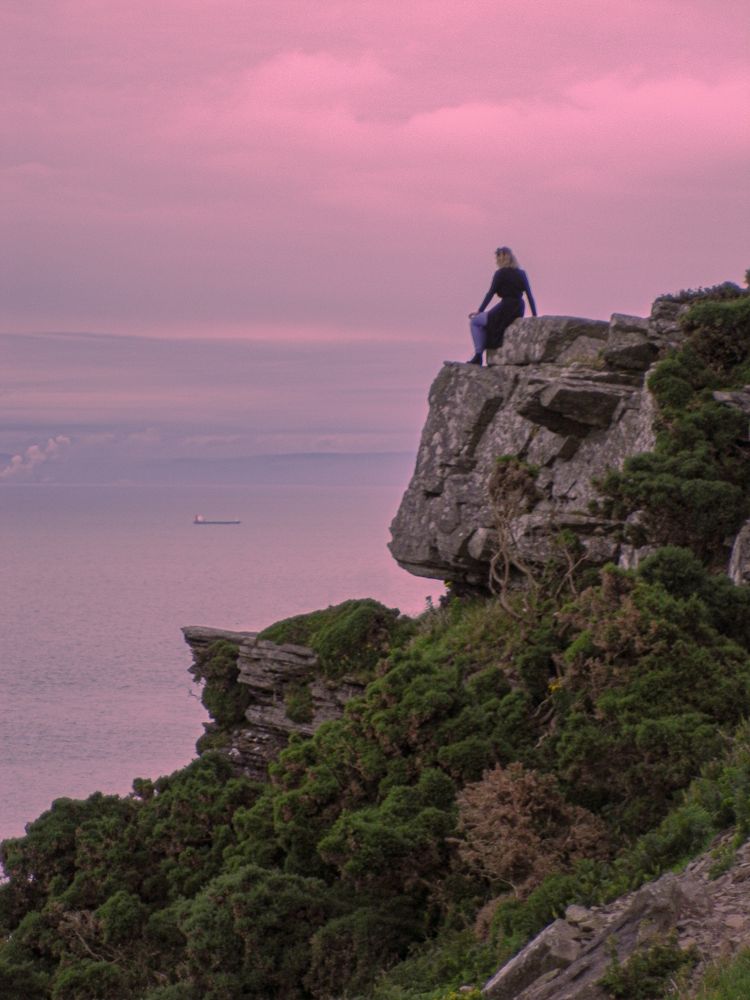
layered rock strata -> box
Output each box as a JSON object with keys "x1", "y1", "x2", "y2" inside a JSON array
[
  {"x1": 182, "y1": 626, "x2": 364, "y2": 779},
  {"x1": 389, "y1": 301, "x2": 687, "y2": 589}
]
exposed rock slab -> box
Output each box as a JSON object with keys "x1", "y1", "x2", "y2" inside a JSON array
[
  {"x1": 389, "y1": 302, "x2": 682, "y2": 588},
  {"x1": 495, "y1": 316, "x2": 609, "y2": 366},
  {"x1": 728, "y1": 519, "x2": 750, "y2": 585},
  {"x1": 482, "y1": 833, "x2": 750, "y2": 1000},
  {"x1": 182, "y1": 626, "x2": 364, "y2": 779}
]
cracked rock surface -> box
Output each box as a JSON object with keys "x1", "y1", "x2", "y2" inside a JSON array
[{"x1": 389, "y1": 303, "x2": 684, "y2": 589}]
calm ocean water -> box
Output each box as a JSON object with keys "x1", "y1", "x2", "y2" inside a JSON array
[{"x1": 1, "y1": 483, "x2": 441, "y2": 843}]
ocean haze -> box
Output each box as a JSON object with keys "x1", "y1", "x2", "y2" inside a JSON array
[{"x1": 1, "y1": 329, "x2": 434, "y2": 486}]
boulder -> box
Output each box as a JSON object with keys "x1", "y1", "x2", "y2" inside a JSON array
[
  {"x1": 389, "y1": 307, "x2": 672, "y2": 588},
  {"x1": 483, "y1": 920, "x2": 582, "y2": 1000},
  {"x1": 492, "y1": 316, "x2": 609, "y2": 366},
  {"x1": 603, "y1": 314, "x2": 660, "y2": 371},
  {"x1": 728, "y1": 520, "x2": 750, "y2": 585}
]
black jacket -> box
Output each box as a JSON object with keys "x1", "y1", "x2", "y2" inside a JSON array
[{"x1": 478, "y1": 267, "x2": 537, "y2": 348}]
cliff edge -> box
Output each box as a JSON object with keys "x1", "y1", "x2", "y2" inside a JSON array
[{"x1": 389, "y1": 299, "x2": 688, "y2": 589}]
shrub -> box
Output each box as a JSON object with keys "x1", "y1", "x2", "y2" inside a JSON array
[
  {"x1": 284, "y1": 681, "x2": 314, "y2": 723},
  {"x1": 94, "y1": 889, "x2": 146, "y2": 945},
  {"x1": 306, "y1": 900, "x2": 426, "y2": 998},
  {"x1": 0, "y1": 959, "x2": 49, "y2": 1000},
  {"x1": 682, "y1": 295, "x2": 750, "y2": 376},
  {"x1": 51, "y1": 960, "x2": 129, "y2": 1000},
  {"x1": 370, "y1": 930, "x2": 495, "y2": 1000},
  {"x1": 693, "y1": 947, "x2": 750, "y2": 999},
  {"x1": 177, "y1": 864, "x2": 331, "y2": 1000},
  {"x1": 259, "y1": 598, "x2": 415, "y2": 679},
  {"x1": 548, "y1": 573, "x2": 750, "y2": 832},
  {"x1": 598, "y1": 933, "x2": 697, "y2": 999},
  {"x1": 456, "y1": 763, "x2": 609, "y2": 898},
  {"x1": 600, "y1": 290, "x2": 750, "y2": 563},
  {"x1": 187, "y1": 639, "x2": 250, "y2": 727}
]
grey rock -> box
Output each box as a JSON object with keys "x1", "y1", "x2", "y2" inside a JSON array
[
  {"x1": 648, "y1": 296, "x2": 690, "y2": 347},
  {"x1": 603, "y1": 314, "x2": 660, "y2": 371},
  {"x1": 728, "y1": 520, "x2": 750, "y2": 585},
  {"x1": 389, "y1": 309, "x2": 668, "y2": 588},
  {"x1": 480, "y1": 833, "x2": 750, "y2": 1000},
  {"x1": 517, "y1": 376, "x2": 630, "y2": 435},
  {"x1": 182, "y1": 626, "x2": 364, "y2": 779},
  {"x1": 483, "y1": 920, "x2": 582, "y2": 1000},
  {"x1": 490, "y1": 316, "x2": 609, "y2": 367},
  {"x1": 618, "y1": 544, "x2": 658, "y2": 571},
  {"x1": 713, "y1": 387, "x2": 750, "y2": 416}
]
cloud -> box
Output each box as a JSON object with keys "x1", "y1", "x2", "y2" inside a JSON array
[
  {"x1": 0, "y1": 435, "x2": 71, "y2": 480},
  {"x1": 1, "y1": 1, "x2": 747, "y2": 333}
]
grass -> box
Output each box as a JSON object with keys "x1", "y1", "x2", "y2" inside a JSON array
[{"x1": 692, "y1": 949, "x2": 750, "y2": 999}]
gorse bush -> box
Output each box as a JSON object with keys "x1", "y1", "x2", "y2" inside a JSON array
[
  {"x1": 683, "y1": 296, "x2": 750, "y2": 376},
  {"x1": 5, "y1": 558, "x2": 750, "y2": 998},
  {"x1": 259, "y1": 597, "x2": 415, "y2": 680},
  {"x1": 600, "y1": 289, "x2": 750, "y2": 561},
  {"x1": 457, "y1": 763, "x2": 609, "y2": 898},
  {"x1": 188, "y1": 639, "x2": 250, "y2": 728}
]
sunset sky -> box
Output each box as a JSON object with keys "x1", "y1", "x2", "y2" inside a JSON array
[{"x1": 2, "y1": 0, "x2": 749, "y2": 481}]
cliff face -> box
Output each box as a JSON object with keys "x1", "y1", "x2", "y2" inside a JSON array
[
  {"x1": 388, "y1": 300, "x2": 689, "y2": 589},
  {"x1": 182, "y1": 625, "x2": 364, "y2": 780}
]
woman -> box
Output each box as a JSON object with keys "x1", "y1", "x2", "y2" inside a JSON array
[{"x1": 467, "y1": 246, "x2": 537, "y2": 365}]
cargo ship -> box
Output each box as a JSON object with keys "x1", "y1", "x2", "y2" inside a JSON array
[{"x1": 193, "y1": 514, "x2": 241, "y2": 525}]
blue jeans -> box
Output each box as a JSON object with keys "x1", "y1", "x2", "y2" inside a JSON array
[{"x1": 470, "y1": 312, "x2": 489, "y2": 354}]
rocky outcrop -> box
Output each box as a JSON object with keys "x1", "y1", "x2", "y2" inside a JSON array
[
  {"x1": 729, "y1": 520, "x2": 750, "y2": 585},
  {"x1": 389, "y1": 302, "x2": 686, "y2": 589},
  {"x1": 182, "y1": 626, "x2": 364, "y2": 779},
  {"x1": 482, "y1": 832, "x2": 750, "y2": 999}
]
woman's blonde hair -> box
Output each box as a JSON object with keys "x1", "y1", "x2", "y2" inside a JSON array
[{"x1": 495, "y1": 246, "x2": 519, "y2": 268}]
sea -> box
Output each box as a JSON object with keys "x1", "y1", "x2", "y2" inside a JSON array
[{"x1": 1, "y1": 483, "x2": 442, "y2": 845}]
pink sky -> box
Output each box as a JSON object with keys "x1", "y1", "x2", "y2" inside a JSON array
[{"x1": 2, "y1": 0, "x2": 749, "y2": 476}]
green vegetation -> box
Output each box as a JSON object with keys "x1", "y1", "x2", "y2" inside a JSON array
[
  {"x1": 187, "y1": 639, "x2": 250, "y2": 728},
  {"x1": 694, "y1": 949, "x2": 750, "y2": 999},
  {"x1": 2, "y1": 282, "x2": 750, "y2": 998},
  {"x1": 259, "y1": 597, "x2": 416, "y2": 680},
  {"x1": 600, "y1": 292, "x2": 750, "y2": 561},
  {"x1": 285, "y1": 681, "x2": 314, "y2": 723},
  {"x1": 598, "y1": 933, "x2": 697, "y2": 998}
]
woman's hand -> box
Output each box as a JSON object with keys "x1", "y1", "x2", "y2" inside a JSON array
[{"x1": 468, "y1": 311, "x2": 478, "y2": 318}]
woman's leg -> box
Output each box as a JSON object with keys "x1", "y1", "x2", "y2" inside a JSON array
[{"x1": 470, "y1": 312, "x2": 488, "y2": 358}]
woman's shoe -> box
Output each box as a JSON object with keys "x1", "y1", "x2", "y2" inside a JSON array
[{"x1": 466, "y1": 353, "x2": 482, "y2": 366}]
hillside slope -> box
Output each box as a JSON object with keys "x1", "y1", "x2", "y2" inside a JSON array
[{"x1": 2, "y1": 280, "x2": 750, "y2": 1000}]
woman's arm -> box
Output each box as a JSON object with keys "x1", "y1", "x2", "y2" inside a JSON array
[{"x1": 523, "y1": 273, "x2": 537, "y2": 317}]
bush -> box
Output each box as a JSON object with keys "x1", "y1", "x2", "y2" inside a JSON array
[
  {"x1": 457, "y1": 763, "x2": 609, "y2": 898},
  {"x1": 694, "y1": 948, "x2": 750, "y2": 999},
  {"x1": 598, "y1": 933, "x2": 697, "y2": 999},
  {"x1": 188, "y1": 639, "x2": 250, "y2": 727},
  {"x1": 259, "y1": 598, "x2": 415, "y2": 680},
  {"x1": 600, "y1": 290, "x2": 750, "y2": 562},
  {"x1": 682, "y1": 295, "x2": 750, "y2": 376},
  {"x1": 547, "y1": 571, "x2": 750, "y2": 832},
  {"x1": 51, "y1": 960, "x2": 129, "y2": 1000},
  {"x1": 284, "y1": 681, "x2": 314, "y2": 723},
  {"x1": 177, "y1": 864, "x2": 331, "y2": 999},
  {"x1": 306, "y1": 900, "x2": 426, "y2": 998}
]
